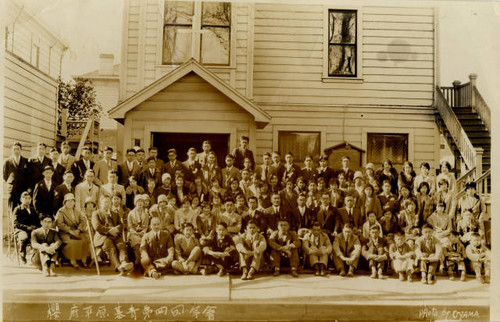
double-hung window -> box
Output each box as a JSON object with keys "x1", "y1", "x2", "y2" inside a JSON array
[{"x1": 327, "y1": 9, "x2": 357, "y2": 77}]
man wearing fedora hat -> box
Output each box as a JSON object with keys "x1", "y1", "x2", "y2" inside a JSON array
[
  {"x1": 33, "y1": 165, "x2": 56, "y2": 219},
  {"x1": 53, "y1": 170, "x2": 75, "y2": 211}
]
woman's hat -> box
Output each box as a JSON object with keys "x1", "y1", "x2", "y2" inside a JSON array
[
  {"x1": 63, "y1": 193, "x2": 76, "y2": 203},
  {"x1": 465, "y1": 181, "x2": 477, "y2": 190},
  {"x1": 84, "y1": 196, "x2": 96, "y2": 206}
]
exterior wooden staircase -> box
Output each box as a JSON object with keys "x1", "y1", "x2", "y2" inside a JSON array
[{"x1": 435, "y1": 73, "x2": 491, "y2": 196}]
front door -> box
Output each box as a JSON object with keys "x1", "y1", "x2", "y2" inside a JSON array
[{"x1": 152, "y1": 132, "x2": 229, "y2": 168}]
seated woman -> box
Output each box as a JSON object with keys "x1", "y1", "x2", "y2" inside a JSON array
[
  {"x1": 172, "y1": 222, "x2": 202, "y2": 275},
  {"x1": 55, "y1": 193, "x2": 91, "y2": 269},
  {"x1": 416, "y1": 181, "x2": 434, "y2": 223},
  {"x1": 196, "y1": 201, "x2": 216, "y2": 247},
  {"x1": 125, "y1": 176, "x2": 144, "y2": 210},
  {"x1": 127, "y1": 194, "x2": 150, "y2": 267},
  {"x1": 398, "y1": 198, "x2": 421, "y2": 246},
  {"x1": 426, "y1": 200, "x2": 452, "y2": 246}
]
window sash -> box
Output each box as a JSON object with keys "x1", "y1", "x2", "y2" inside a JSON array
[
  {"x1": 367, "y1": 133, "x2": 409, "y2": 169},
  {"x1": 328, "y1": 9, "x2": 357, "y2": 77},
  {"x1": 278, "y1": 131, "x2": 320, "y2": 164}
]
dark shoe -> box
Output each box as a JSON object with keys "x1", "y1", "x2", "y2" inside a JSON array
[
  {"x1": 291, "y1": 270, "x2": 298, "y2": 278},
  {"x1": 273, "y1": 268, "x2": 280, "y2": 277}
]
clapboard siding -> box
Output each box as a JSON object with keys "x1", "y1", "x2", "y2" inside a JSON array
[{"x1": 253, "y1": 4, "x2": 435, "y2": 107}]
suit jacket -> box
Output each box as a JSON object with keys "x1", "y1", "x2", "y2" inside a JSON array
[
  {"x1": 93, "y1": 159, "x2": 118, "y2": 186},
  {"x1": 13, "y1": 205, "x2": 40, "y2": 231},
  {"x1": 338, "y1": 207, "x2": 363, "y2": 230},
  {"x1": 232, "y1": 147, "x2": 255, "y2": 170},
  {"x1": 163, "y1": 160, "x2": 186, "y2": 179},
  {"x1": 415, "y1": 236, "x2": 442, "y2": 260},
  {"x1": 3, "y1": 155, "x2": 30, "y2": 198},
  {"x1": 31, "y1": 227, "x2": 61, "y2": 250},
  {"x1": 174, "y1": 234, "x2": 200, "y2": 258},
  {"x1": 75, "y1": 181, "x2": 100, "y2": 213},
  {"x1": 279, "y1": 189, "x2": 298, "y2": 211},
  {"x1": 362, "y1": 236, "x2": 388, "y2": 259},
  {"x1": 71, "y1": 159, "x2": 95, "y2": 185},
  {"x1": 92, "y1": 209, "x2": 123, "y2": 247},
  {"x1": 268, "y1": 230, "x2": 300, "y2": 250},
  {"x1": 303, "y1": 231, "x2": 332, "y2": 254},
  {"x1": 273, "y1": 163, "x2": 286, "y2": 186},
  {"x1": 333, "y1": 233, "x2": 361, "y2": 258},
  {"x1": 292, "y1": 206, "x2": 315, "y2": 230},
  {"x1": 195, "y1": 152, "x2": 210, "y2": 168},
  {"x1": 255, "y1": 164, "x2": 277, "y2": 183},
  {"x1": 53, "y1": 183, "x2": 75, "y2": 211},
  {"x1": 118, "y1": 161, "x2": 141, "y2": 186},
  {"x1": 301, "y1": 168, "x2": 318, "y2": 184},
  {"x1": 33, "y1": 179, "x2": 56, "y2": 217},
  {"x1": 58, "y1": 153, "x2": 76, "y2": 171},
  {"x1": 204, "y1": 234, "x2": 235, "y2": 254},
  {"x1": 317, "y1": 205, "x2": 339, "y2": 234},
  {"x1": 140, "y1": 230, "x2": 174, "y2": 261},
  {"x1": 265, "y1": 205, "x2": 293, "y2": 232},
  {"x1": 282, "y1": 164, "x2": 302, "y2": 186},
  {"x1": 46, "y1": 162, "x2": 65, "y2": 187},
  {"x1": 182, "y1": 160, "x2": 202, "y2": 182},
  {"x1": 317, "y1": 167, "x2": 335, "y2": 186},
  {"x1": 29, "y1": 156, "x2": 51, "y2": 189},
  {"x1": 202, "y1": 164, "x2": 222, "y2": 185},
  {"x1": 337, "y1": 168, "x2": 355, "y2": 181},
  {"x1": 221, "y1": 166, "x2": 241, "y2": 189},
  {"x1": 100, "y1": 183, "x2": 126, "y2": 204},
  {"x1": 235, "y1": 232, "x2": 267, "y2": 254},
  {"x1": 241, "y1": 209, "x2": 267, "y2": 233},
  {"x1": 139, "y1": 168, "x2": 162, "y2": 189}
]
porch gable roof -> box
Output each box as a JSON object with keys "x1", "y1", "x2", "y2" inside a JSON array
[{"x1": 108, "y1": 59, "x2": 271, "y2": 128}]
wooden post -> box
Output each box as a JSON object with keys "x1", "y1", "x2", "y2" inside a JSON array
[
  {"x1": 452, "y1": 80, "x2": 461, "y2": 107},
  {"x1": 475, "y1": 147, "x2": 483, "y2": 179},
  {"x1": 469, "y1": 73, "x2": 477, "y2": 108}
]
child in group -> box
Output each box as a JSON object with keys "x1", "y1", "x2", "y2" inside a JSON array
[
  {"x1": 202, "y1": 222, "x2": 237, "y2": 276},
  {"x1": 362, "y1": 212, "x2": 383, "y2": 240},
  {"x1": 389, "y1": 232, "x2": 415, "y2": 282},
  {"x1": 443, "y1": 231, "x2": 466, "y2": 281},
  {"x1": 172, "y1": 223, "x2": 202, "y2": 275},
  {"x1": 465, "y1": 232, "x2": 490, "y2": 284},
  {"x1": 456, "y1": 209, "x2": 478, "y2": 246},
  {"x1": 415, "y1": 224, "x2": 442, "y2": 285},
  {"x1": 361, "y1": 225, "x2": 389, "y2": 279}
]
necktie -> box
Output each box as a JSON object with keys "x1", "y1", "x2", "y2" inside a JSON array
[{"x1": 264, "y1": 166, "x2": 268, "y2": 179}]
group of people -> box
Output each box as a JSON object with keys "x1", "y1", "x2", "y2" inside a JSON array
[{"x1": 4, "y1": 135, "x2": 491, "y2": 284}]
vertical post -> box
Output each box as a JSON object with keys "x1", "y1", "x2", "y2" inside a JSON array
[
  {"x1": 469, "y1": 73, "x2": 477, "y2": 108},
  {"x1": 452, "y1": 80, "x2": 461, "y2": 107},
  {"x1": 475, "y1": 147, "x2": 483, "y2": 179}
]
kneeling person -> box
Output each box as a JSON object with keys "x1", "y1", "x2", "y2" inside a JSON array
[
  {"x1": 361, "y1": 225, "x2": 389, "y2": 279},
  {"x1": 31, "y1": 216, "x2": 62, "y2": 276},
  {"x1": 172, "y1": 223, "x2": 202, "y2": 274},
  {"x1": 269, "y1": 219, "x2": 300, "y2": 277},
  {"x1": 302, "y1": 221, "x2": 332, "y2": 276},
  {"x1": 202, "y1": 222, "x2": 237, "y2": 276},
  {"x1": 333, "y1": 223, "x2": 361, "y2": 277},
  {"x1": 235, "y1": 220, "x2": 267, "y2": 280},
  {"x1": 140, "y1": 217, "x2": 174, "y2": 279}
]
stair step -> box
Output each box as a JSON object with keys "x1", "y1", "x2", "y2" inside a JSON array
[
  {"x1": 462, "y1": 124, "x2": 488, "y2": 131},
  {"x1": 453, "y1": 107, "x2": 474, "y2": 113},
  {"x1": 456, "y1": 114, "x2": 481, "y2": 120},
  {"x1": 459, "y1": 119, "x2": 485, "y2": 125},
  {"x1": 469, "y1": 137, "x2": 491, "y2": 144},
  {"x1": 465, "y1": 130, "x2": 490, "y2": 137}
]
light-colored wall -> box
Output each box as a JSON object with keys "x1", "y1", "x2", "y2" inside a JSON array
[{"x1": 91, "y1": 78, "x2": 120, "y2": 129}]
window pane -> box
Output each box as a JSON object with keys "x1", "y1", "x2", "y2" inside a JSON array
[
  {"x1": 164, "y1": 1, "x2": 194, "y2": 25},
  {"x1": 279, "y1": 132, "x2": 320, "y2": 164},
  {"x1": 201, "y1": 27, "x2": 229, "y2": 65},
  {"x1": 163, "y1": 26, "x2": 192, "y2": 64},
  {"x1": 328, "y1": 45, "x2": 356, "y2": 76},
  {"x1": 367, "y1": 133, "x2": 408, "y2": 170},
  {"x1": 329, "y1": 11, "x2": 356, "y2": 44},
  {"x1": 202, "y1": 2, "x2": 231, "y2": 26}
]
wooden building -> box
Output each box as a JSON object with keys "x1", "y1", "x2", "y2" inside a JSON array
[{"x1": 109, "y1": 1, "x2": 488, "y2": 178}]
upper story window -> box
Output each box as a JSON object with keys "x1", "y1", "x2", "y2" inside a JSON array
[
  {"x1": 163, "y1": 1, "x2": 231, "y2": 66},
  {"x1": 327, "y1": 9, "x2": 357, "y2": 77}
]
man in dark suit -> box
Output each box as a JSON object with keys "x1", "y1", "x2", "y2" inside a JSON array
[
  {"x1": 301, "y1": 155, "x2": 318, "y2": 184},
  {"x1": 268, "y1": 219, "x2": 300, "y2": 277},
  {"x1": 221, "y1": 154, "x2": 241, "y2": 189},
  {"x1": 183, "y1": 147, "x2": 202, "y2": 183},
  {"x1": 282, "y1": 152, "x2": 302, "y2": 187},
  {"x1": 264, "y1": 193, "x2": 293, "y2": 234},
  {"x1": 140, "y1": 157, "x2": 162, "y2": 189},
  {"x1": 58, "y1": 141, "x2": 76, "y2": 171},
  {"x1": 13, "y1": 191, "x2": 40, "y2": 263},
  {"x1": 271, "y1": 151, "x2": 285, "y2": 188},
  {"x1": 71, "y1": 146, "x2": 94, "y2": 186},
  {"x1": 241, "y1": 196, "x2": 267, "y2": 233},
  {"x1": 336, "y1": 156, "x2": 355, "y2": 182},
  {"x1": 338, "y1": 194, "x2": 363, "y2": 234},
  {"x1": 92, "y1": 195, "x2": 134, "y2": 275},
  {"x1": 140, "y1": 217, "x2": 174, "y2": 279},
  {"x1": 135, "y1": 147, "x2": 147, "y2": 170},
  {"x1": 49, "y1": 148, "x2": 66, "y2": 186},
  {"x1": 202, "y1": 222, "x2": 238, "y2": 276},
  {"x1": 31, "y1": 216, "x2": 62, "y2": 276},
  {"x1": 292, "y1": 193, "x2": 315, "y2": 231},
  {"x1": 118, "y1": 148, "x2": 141, "y2": 187},
  {"x1": 148, "y1": 147, "x2": 164, "y2": 171},
  {"x1": 254, "y1": 152, "x2": 276, "y2": 183},
  {"x1": 29, "y1": 143, "x2": 51, "y2": 190},
  {"x1": 317, "y1": 192, "x2": 339, "y2": 236},
  {"x1": 53, "y1": 170, "x2": 75, "y2": 211},
  {"x1": 3, "y1": 142, "x2": 30, "y2": 212},
  {"x1": 333, "y1": 223, "x2": 361, "y2": 276},
  {"x1": 317, "y1": 154, "x2": 335, "y2": 186},
  {"x1": 163, "y1": 149, "x2": 186, "y2": 180},
  {"x1": 232, "y1": 135, "x2": 255, "y2": 170},
  {"x1": 33, "y1": 166, "x2": 56, "y2": 219}
]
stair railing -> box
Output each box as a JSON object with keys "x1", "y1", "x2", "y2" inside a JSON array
[
  {"x1": 435, "y1": 86, "x2": 477, "y2": 170},
  {"x1": 455, "y1": 168, "x2": 491, "y2": 200},
  {"x1": 455, "y1": 166, "x2": 476, "y2": 192},
  {"x1": 471, "y1": 86, "x2": 491, "y2": 133}
]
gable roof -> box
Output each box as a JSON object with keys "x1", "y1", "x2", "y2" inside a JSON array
[{"x1": 108, "y1": 59, "x2": 271, "y2": 128}]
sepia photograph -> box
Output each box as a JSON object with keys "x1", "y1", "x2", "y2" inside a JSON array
[{"x1": 1, "y1": 0, "x2": 498, "y2": 320}]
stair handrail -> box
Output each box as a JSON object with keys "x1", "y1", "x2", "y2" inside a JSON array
[
  {"x1": 471, "y1": 86, "x2": 491, "y2": 133},
  {"x1": 455, "y1": 168, "x2": 491, "y2": 200},
  {"x1": 435, "y1": 86, "x2": 477, "y2": 169},
  {"x1": 455, "y1": 166, "x2": 476, "y2": 192}
]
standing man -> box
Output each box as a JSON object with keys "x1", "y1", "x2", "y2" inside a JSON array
[
  {"x1": 101, "y1": 170, "x2": 126, "y2": 205},
  {"x1": 33, "y1": 166, "x2": 56, "y2": 219},
  {"x1": 301, "y1": 155, "x2": 318, "y2": 185},
  {"x1": 232, "y1": 136, "x2": 255, "y2": 170},
  {"x1": 29, "y1": 143, "x2": 51, "y2": 189},
  {"x1": 49, "y1": 148, "x2": 66, "y2": 186},
  {"x1": 183, "y1": 147, "x2": 202, "y2": 183},
  {"x1": 255, "y1": 152, "x2": 276, "y2": 184},
  {"x1": 118, "y1": 148, "x2": 141, "y2": 187},
  {"x1": 140, "y1": 157, "x2": 162, "y2": 189},
  {"x1": 93, "y1": 146, "x2": 117, "y2": 186},
  {"x1": 221, "y1": 154, "x2": 241, "y2": 189},
  {"x1": 71, "y1": 146, "x2": 95, "y2": 186},
  {"x1": 163, "y1": 149, "x2": 186, "y2": 179},
  {"x1": 317, "y1": 155, "x2": 335, "y2": 186},
  {"x1": 196, "y1": 140, "x2": 213, "y2": 168},
  {"x1": 3, "y1": 142, "x2": 30, "y2": 212},
  {"x1": 135, "y1": 148, "x2": 147, "y2": 171},
  {"x1": 148, "y1": 147, "x2": 164, "y2": 171},
  {"x1": 75, "y1": 170, "x2": 100, "y2": 213},
  {"x1": 58, "y1": 141, "x2": 75, "y2": 171},
  {"x1": 53, "y1": 170, "x2": 75, "y2": 211},
  {"x1": 272, "y1": 152, "x2": 285, "y2": 188},
  {"x1": 337, "y1": 156, "x2": 354, "y2": 182}
]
